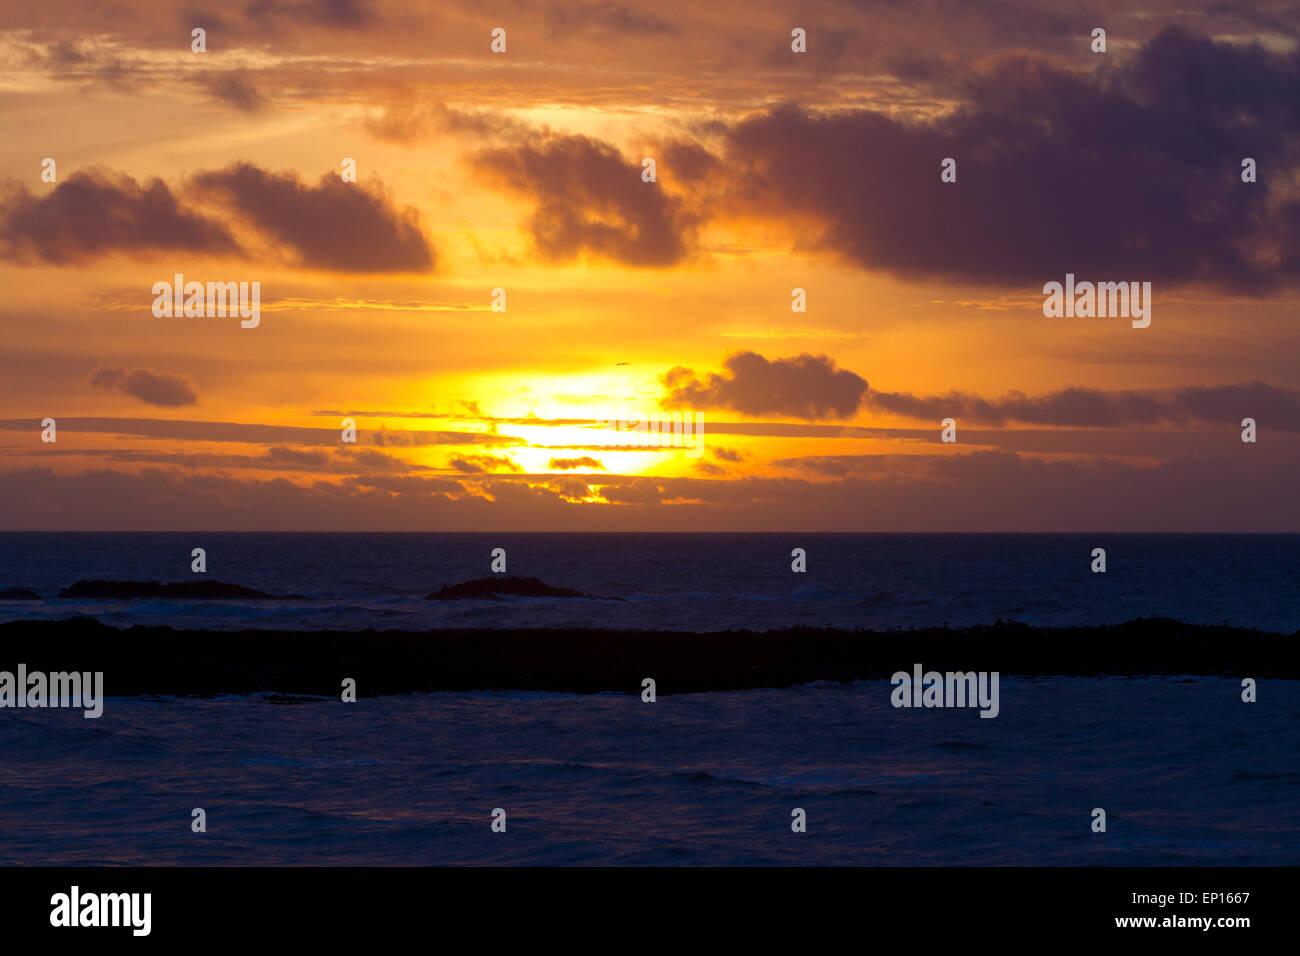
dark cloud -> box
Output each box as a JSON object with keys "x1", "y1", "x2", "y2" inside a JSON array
[
  {"x1": 699, "y1": 26, "x2": 1300, "y2": 291},
  {"x1": 596, "y1": 476, "x2": 666, "y2": 504},
  {"x1": 1204, "y1": 1, "x2": 1300, "y2": 40},
  {"x1": 204, "y1": 71, "x2": 267, "y2": 111},
  {"x1": 24, "y1": 38, "x2": 143, "y2": 89},
  {"x1": 192, "y1": 163, "x2": 435, "y2": 273},
  {"x1": 449, "y1": 454, "x2": 523, "y2": 473},
  {"x1": 543, "y1": 1, "x2": 679, "y2": 37},
  {"x1": 776, "y1": 455, "x2": 860, "y2": 478},
  {"x1": 661, "y1": 351, "x2": 869, "y2": 420},
  {"x1": 89, "y1": 366, "x2": 199, "y2": 407},
  {"x1": 1170, "y1": 382, "x2": 1300, "y2": 426},
  {"x1": 660, "y1": 139, "x2": 724, "y2": 185},
  {"x1": 0, "y1": 169, "x2": 238, "y2": 265},
  {"x1": 867, "y1": 382, "x2": 1300, "y2": 429},
  {"x1": 179, "y1": 0, "x2": 376, "y2": 43},
  {"x1": 548, "y1": 456, "x2": 607, "y2": 470},
  {"x1": 759, "y1": 26, "x2": 862, "y2": 70},
  {"x1": 44, "y1": 40, "x2": 90, "y2": 65},
  {"x1": 868, "y1": 386, "x2": 1167, "y2": 427},
  {"x1": 474, "y1": 132, "x2": 698, "y2": 266},
  {"x1": 0, "y1": 162, "x2": 435, "y2": 273},
  {"x1": 264, "y1": 446, "x2": 330, "y2": 466},
  {"x1": 243, "y1": 0, "x2": 377, "y2": 29},
  {"x1": 342, "y1": 448, "x2": 418, "y2": 472},
  {"x1": 884, "y1": 47, "x2": 949, "y2": 83}
]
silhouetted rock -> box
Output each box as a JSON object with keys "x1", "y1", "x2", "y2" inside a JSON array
[
  {"x1": 0, "y1": 588, "x2": 41, "y2": 600},
  {"x1": 0, "y1": 616, "x2": 1290, "y2": 697},
  {"x1": 56, "y1": 580, "x2": 285, "y2": 600},
  {"x1": 426, "y1": 576, "x2": 592, "y2": 600}
]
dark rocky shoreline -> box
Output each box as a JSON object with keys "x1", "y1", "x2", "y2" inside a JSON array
[{"x1": 0, "y1": 616, "x2": 1293, "y2": 697}]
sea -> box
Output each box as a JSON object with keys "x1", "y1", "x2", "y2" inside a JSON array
[
  {"x1": 0, "y1": 532, "x2": 1296, "y2": 865},
  {"x1": 2, "y1": 532, "x2": 1299, "y2": 632}
]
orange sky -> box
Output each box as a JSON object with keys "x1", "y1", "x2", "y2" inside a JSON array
[{"x1": 2, "y1": 0, "x2": 1299, "y2": 530}]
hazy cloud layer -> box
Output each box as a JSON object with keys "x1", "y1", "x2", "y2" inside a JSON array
[
  {"x1": 868, "y1": 382, "x2": 1300, "y2": 429},
  {"x1": 0, "y1": 417, "x2": 519, "y2": 447},
  {"x1": 3, "y1": 450, "x2": 1297, "y2": 530}
]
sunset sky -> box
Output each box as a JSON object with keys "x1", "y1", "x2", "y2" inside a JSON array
[{"x1": 2, "y1": 0, "x2": 1299, "y2": 530}]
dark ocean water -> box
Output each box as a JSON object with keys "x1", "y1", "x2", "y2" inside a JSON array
[
  {"x1": 0, "y1": 533, "x2": 1295, "y2": 865},
  {"x1": 2, "y1": 532, "x2": 1298, "y2": 632},
  {"x1": 0, "y1": 679, "x2": 1294, "y2": 865}
]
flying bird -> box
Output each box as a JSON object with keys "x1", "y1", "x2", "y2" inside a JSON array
[{"x1": 614, "y1": 362, "x2": 629, "y2": 366}]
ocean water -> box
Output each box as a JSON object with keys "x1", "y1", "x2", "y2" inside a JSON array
[
  {"x1": 0, "y1": 679, "x2": 1294, "y2": 865},
  {"x1": 1, "y1": 532, "x2": 1298, "y2": 632},
  {"x1": 0, "y1": 533, "x2": 1295, "y2": 865}
]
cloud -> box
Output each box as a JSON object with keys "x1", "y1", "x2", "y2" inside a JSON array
[
  {"x1": 342, "y1": 447, "x2": 419, "y2": 471},
  {"x1": 661, "y1": 351, "x2": 869, "y2": 420},
  {"x1": 203, "y1": 71, "x2": 267, "y2": 111},
  {"x1": 0, "y1": 163, "x2": 436, "y2": 273},
  {"x1": 448, "y1": 454, "x2": 523, "y2": 473},
  {"x1": 363, "y1": 102, "x2": 531, "y2": 145},
  {"x1": 23, "y1": 37, "x2": 145, "y2": 89},
  {"x1": 89, "y1": 365, "x2": 199, "y2": 407},
  {"x1": 867, "y1": 382, "x2": 1300, "y2": 429},
  {"x1": 243, "y1": 0, "x2": 377, "y2": 29},
  {"x1": 596, "y1": 476, "x2": 666, "y2": 504},
  {"x1": 0, "y1": 169, "x2": 238, "y2": 265},
  {"x1": 263, "y1": 446, "x2": 330, "y2": 466},
  {"x1": 0, "y1": 417, "x2": 521, "y2": 447},
  {"x1": 774, "y1": 455, "x2": 858, "y2": 478},
  {"x1": 24, "y1": 444, "x2": 433, "y2": 475},
  {"x1": 690, "y1": 26, "x2": 1300, "y2": 291},
  {"x1": 867, "y1": 386, "x2": 1166, "y2": 427},
  {"x1": 3, "y1": 444, "x2": 1300, "y2": 530},
  {"x1": 1170, "y1": 382, "x2": 1300, "y2": 426},
  {"x1": 548, "y1": 456, "x2": 607, "y2": 470},
  {"x1": 474, "y1": 132, "x2": 698, "y2": 266},
  {"x1": 543, "y1": 1, "x2": 679, "y2": 37},
  {"x1": 660, "y1": 139, "x2": 725, "y2": 185},
  {"x1": 192, "y1": 163, "x2": 435, "y2": 273}
]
